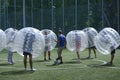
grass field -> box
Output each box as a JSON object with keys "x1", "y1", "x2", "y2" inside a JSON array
[{"x1": 0, "y1": 48, "x2": 120, "y2": 80}]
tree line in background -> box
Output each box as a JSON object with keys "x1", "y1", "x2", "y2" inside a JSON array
[{"x1": 0, "y1": 0, "x2": 119, "y2": 34}]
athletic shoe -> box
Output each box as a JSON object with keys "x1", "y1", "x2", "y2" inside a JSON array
[
  {"x1": 53, "y1": 59, "x2": 58, "y2": 65},
  {"x1": 8, "y1": 62, "x2": 13, "y2": 64},
  {"x1": 77, "y1": 59, "x2": 81, "y2": 63},
  {"x1": 59, "y1": 62, "x2": 63, "y2": 64},
  {"x1": 86, "y1": 56, "x2": 90, "y2": 59},
  {"x1": 30, "y1": 68, "x2": 36, "y2": 71},
  {"x1": 24, "y1": 68, "x2": 27, "y2": 71}
]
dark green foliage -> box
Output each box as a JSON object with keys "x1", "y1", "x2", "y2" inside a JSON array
[{"x1": 0, "y1": 0, "x2": 119, "y2": 33}]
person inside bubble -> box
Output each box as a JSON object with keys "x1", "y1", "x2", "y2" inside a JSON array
[
  {"x1": 23, "y1": 32, "x2": 36, "y2": 71},
  {"x1": 74, "y1": 33, "x2": 81, "y2": 62},
  {"x1": 53, "y1": 30, "x2": 66, "y2": 65},
  {"x1": 86, "y1": 30, "x2": 96, "y2": 59},
  {"x1": 86, "y1": 42, "x2": 96, "y2": 59},
  {"x1": 5, "y1": 28, "x2": 17, "y2": 64},
  {"x1": 103, "y1": 33, "x2": 115, "y2": 65},
  {"x1": 107, "y1": 45, "x2": 116, "y2": 65},
  {"x1": 44, "y1": 31, "x2": 51, "y2": 61}
]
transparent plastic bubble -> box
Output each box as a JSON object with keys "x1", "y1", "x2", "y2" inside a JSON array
[
  {"x1": 83, "y1": 27, "x2": 98, "y2": 47},
  {"x1": 66, "y1": 30, "x2": 88, "y2": 52},
  {"x1": 0, "y1": 29, "x2": 6, "y2": 51},
  {"x1": 5, "y1": 28, "x2": 18, "y2": 52},
  {"x1": 41, "y1": 29, "x2": 57, "y2": 51},
  {"x1": 14, "y1": 27, "x2": 45, "y2": 58},
  {"x1": 94, "y1": 27, "x2": 120, "y2": 55}
]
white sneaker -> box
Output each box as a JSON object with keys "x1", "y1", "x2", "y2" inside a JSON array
[
  {"x1": 77, "y1": 59, "x2": 80, "y2": 63},
  {"x1": 8, "y1": 62, "x2": 13, "y2": 64},
  {"x1": 53, "y1": 59, "x2": 58, "y2": 65},
  {"x1": 30, "y1": 68, "x2": 36, "y2": 71},
  {"x1": 24, "y1": 68, "x2": 27, "y2": 71}
]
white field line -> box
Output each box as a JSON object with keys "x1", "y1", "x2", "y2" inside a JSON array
[
  {"x1": 93, "y1": 59, "x2": 120, "y2": 69},
  {"x1": 0, "y1": 65, "x2": 87, "y2": 71},
  {"x1": 94, "y1": 59, "x2": 107, "y2": 64},
  {"x1": 0, "y1": 59, "x2": 120, "y2": 70}
]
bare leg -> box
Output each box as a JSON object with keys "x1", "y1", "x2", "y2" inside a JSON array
[
  {"x1": 24, "y1": 55, "x2": 27, "y2": 69},
  {"x1": 87, "y1": 48, "x2": 91, "y2": 58},
  {"x1": 48, "y1": 51, "x2": 51, "y2": 60},
  {"x1": 56, "y1": 48, "x2": 62, "y2": 61},
  {"x1": 44, "y1": 51, "x2": 46, "y2": 61},
  {"x1": 29, "y1": 54, "x2": 33, "y2": 69},
  {"x1": 76, "y1": 51, "x2": 80, "y2": 62},
  {"x1": 76, "y1": 52, "x2": 80, "y2": 59},
  {"x1": 110, "y1": 54, "x2": 114, "y2": 64},
  {"x1": 8, "y1": 50, "x2": 13, "y2": 64},
  {"x1": 93, "y1": 48, "x2": 96, "y2": 58},
  {"x1": 89, "y1": 48, "x2": 91, "y2": 58},
  {"x1": 55, "y1": 48, "x2": 63, "y2": 64},
  {"x1": 60, "y1": 56, "x2": 63, "y2": 63},
  {"x1": 59, "y1": 48, "x2": 63, "y2": 63}
]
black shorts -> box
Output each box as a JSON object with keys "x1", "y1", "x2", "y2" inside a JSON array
[
  {"x1": 23, "y1": 51, "x2": 31, "y2": 55},
  {"x1": 111, "y1": 49, "x2": 115, "y2": 54}
]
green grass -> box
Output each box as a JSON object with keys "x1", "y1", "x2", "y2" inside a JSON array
[{"x1": 0, "y1": 48, "x2": 120, "y2": 80}]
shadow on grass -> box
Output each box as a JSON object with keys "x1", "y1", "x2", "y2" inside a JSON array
[
  {"x1": 0, "y1": 70, "x2": 34, "y2": 75},
  {"x1": 33, "y1": 60, "x2": 45, "y2": 62},
  {"x1": 81, "y1": 57, "x2": 94, "y2": 60},
  {"x1": 46, "y1": 60, "x2": 81, "y2": 67},
  {"x1": 0, "y1": 63, "x2": 13, "y2": 66},
  {"x1": 87, "y1": 63, "x2": 115, "y2": 68},
  {"x1": 64, "y1": 61, "x2": 81, "y2": 64},
  {"x1": 46, "y1": 63, "x2": 62, "y2": 67},
  {"x1": 72, "y1": 57, "x2": 94, "y2": 61},
  {"x1": 100, "y1": 63, "x2": 115, "y2": 67},
  {"x1": 33, "y1": 60, "x2": 51, "y2": 63}
]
